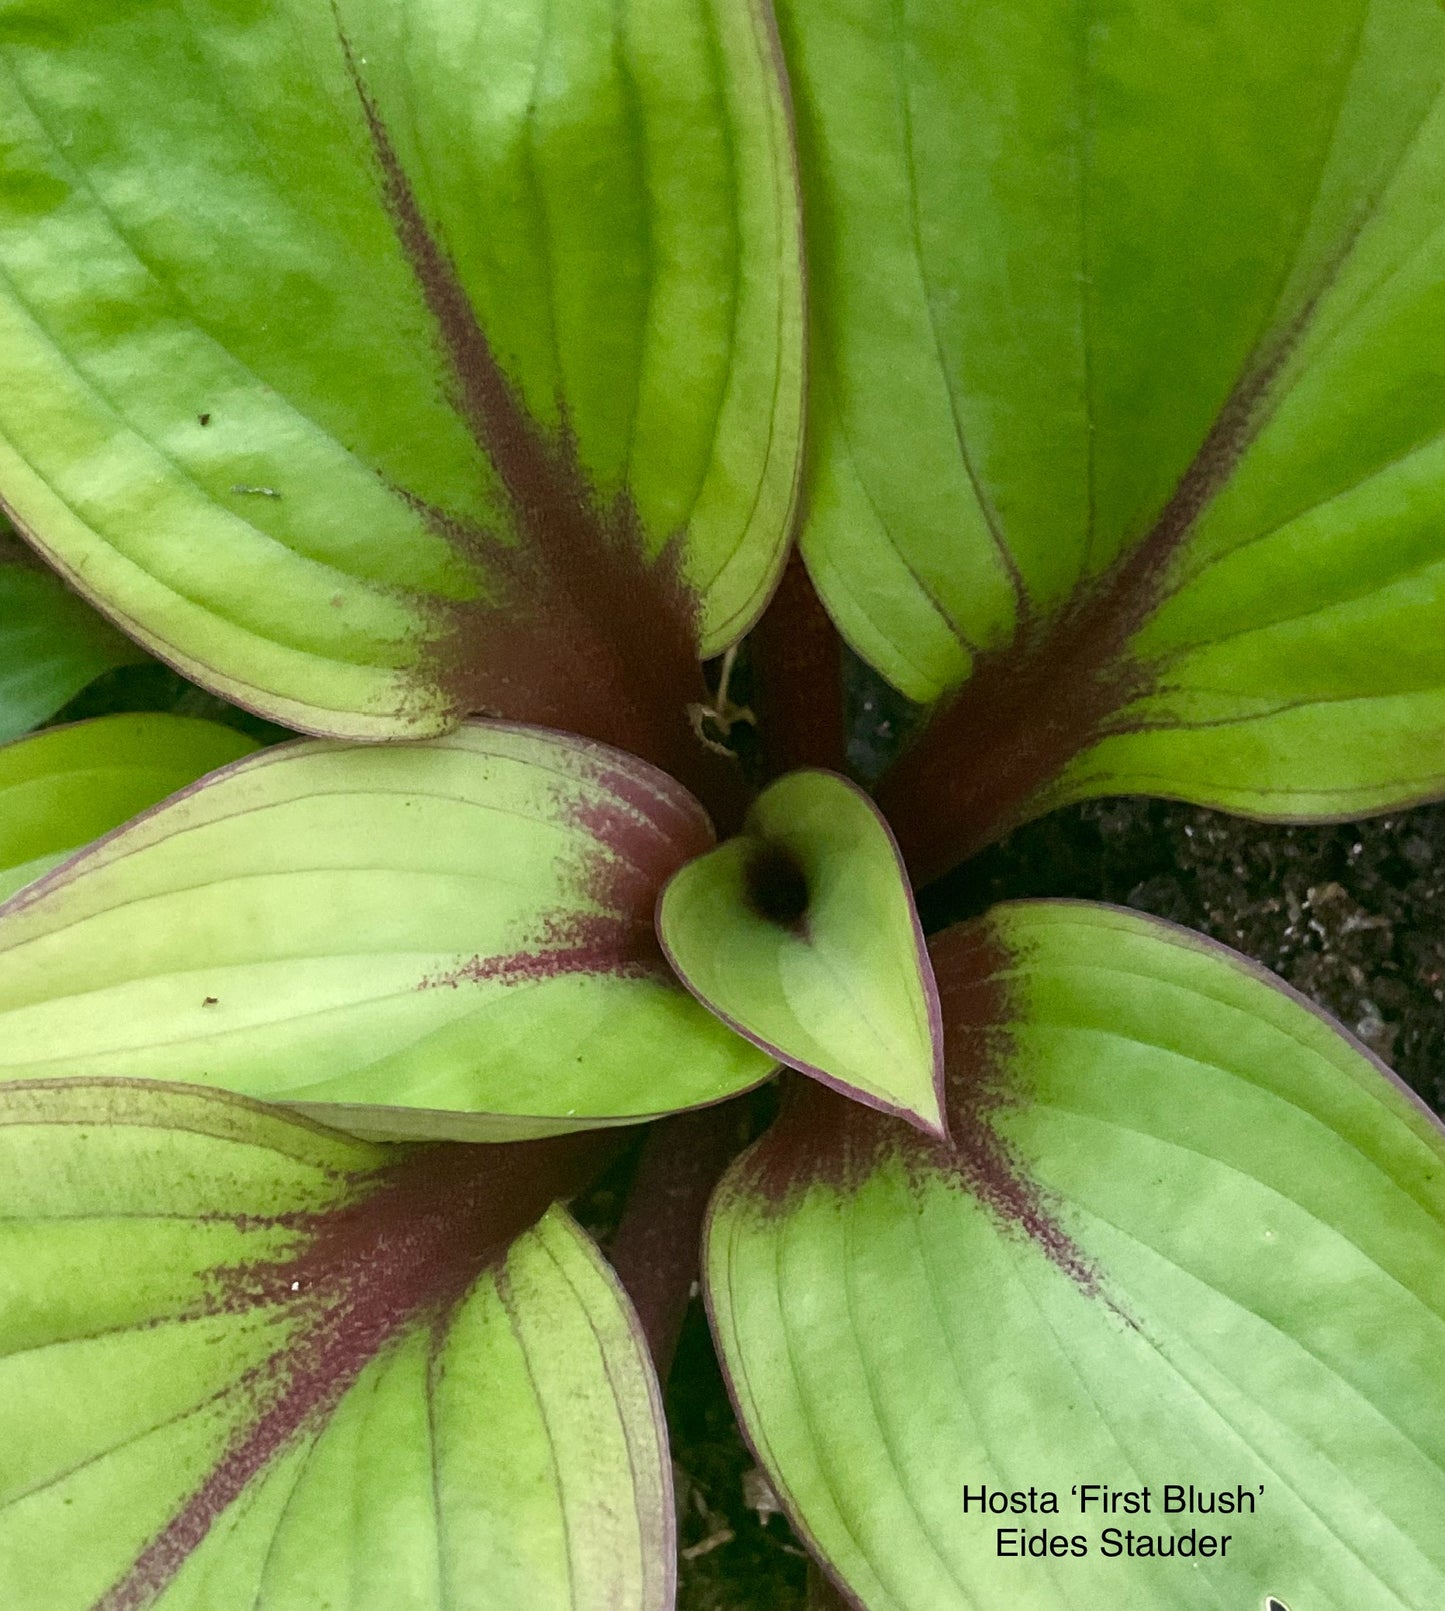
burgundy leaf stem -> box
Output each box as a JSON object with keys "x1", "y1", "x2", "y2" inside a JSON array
[
  {"x1": 610, "y1": 550, "x2": 852, "y2": 1375},
  {"x1": 607, "y1": 1100, "x2": 755, "y2": 1380},
  {"x1": 749, "y1": 549, "x2": 849, "y2": 778}
]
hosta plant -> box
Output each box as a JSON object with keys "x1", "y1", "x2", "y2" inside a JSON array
[{"x1": 0, "y1": 2, "x2": 1443, "y2": 1609}]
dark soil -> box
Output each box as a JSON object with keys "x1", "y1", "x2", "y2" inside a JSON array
[{"x1": 921, "y1": 796, "x2": 1445, "y2": 1113}]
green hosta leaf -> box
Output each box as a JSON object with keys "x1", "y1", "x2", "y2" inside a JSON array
[
  {"x1": 658, "y1": 770, "x2": 942, "y2": 1133},
  {"x1": 0, "y1": 722, "x2": 770, "y2": 1139},
  {"x1": 0, "y1": 713, "x2": 257, "y2": 901},
  {"x1": 707, "y1": 902, "x2": 1445, "y2": 1611},
  {"x1": 0, "y1": 1079, "x2": 672, "y2": 1611},
  {"x1": 0, "y1": 0, "x2": 802, "y2": 766},
  {"x1": 780, "y1": 0, "x2": 1445, "y2": 873},
  {"x1": 0, "y1": 561, "x2": 145, "y2": 743}
]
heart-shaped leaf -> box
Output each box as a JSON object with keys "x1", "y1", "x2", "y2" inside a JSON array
[
  {"x1": 778, "y1": 0, "x2": 1445, "y2": 874},
  {"x1": 0, "y1": 560, "x2": 145, "y2": 744},
  {"x1": 659, "y1": 770, "x2": 942, "y2": 1134},
  {"x1": 0, "y1": 714, "x2": 257, "y2": 901},
  {"x1": 707, "y1": 902, "x2": 1445, "y2": 1610},
  {"x1": 0, "y1": 0, "x2": 802, "y2": 770},
  {"x1": 0, "y1": 721, "x2": 771, "y2": 1138},
  {"x1": 0, "y1": 1079, "x2": 671, "y2": 1611}
]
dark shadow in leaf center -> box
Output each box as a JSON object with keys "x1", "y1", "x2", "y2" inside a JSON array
[{"x1": 743, "y1": 838, "x2": 812, "y2": 936}]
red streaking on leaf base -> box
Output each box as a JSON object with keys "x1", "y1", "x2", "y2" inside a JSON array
[
  {"x1": 94, "y1": 1130, "x2": 620, "y2": 1611},
  {"x1": 880, "y1": 291, "x2": 1332, "y2": 881},
  {"x1": 342, "y1": 30, "x2": 744, "y2": 826},
  {"x1": 417, "y1": 743, "x2": 714, "y2": 993},
  {"x1": 719, "y1": 920, "x2": 1102, "y2": 1300}
]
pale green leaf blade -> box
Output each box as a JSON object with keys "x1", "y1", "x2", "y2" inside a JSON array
[
  {"x1": 780, "y1": 0, "x2": 1445, "y2": 865},
  {"x1": 658, "y1": 769, "x2": 942, "y2": 1133},
  {"x1": 0, "y1": 722, "x2": 771, "y2": 1137},
  {"x1": 0, "y1": 713, "x2": 258, "y2": 900},
  {"x1": 0, "y1": 1079, "x2": 672, "y2": 1611},
  {"x1": 0, "y1": 560, "x2": 145, "y2": 742},
  {"x1": 707, "y1": 901, "x2": 1445, "y2": 1611},
  {"x1": 0, "y1": 0, "x2": 802, "y2": 755}
]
